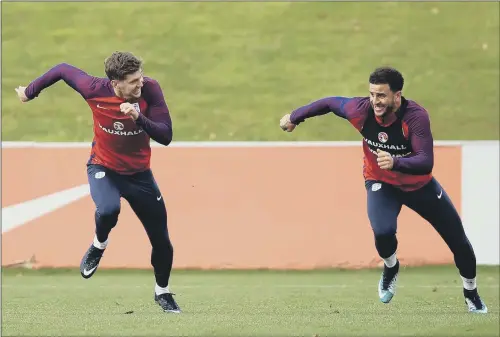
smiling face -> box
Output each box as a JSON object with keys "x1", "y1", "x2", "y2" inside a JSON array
[
  {"x1": 368, "y1": 67, "x2": 405, "y2": 117},
  {"x1": 369, "y1": 83, "x2": 401, "y2": 117},
  {"x1": 111, "y1": 70, "x2": 144, "y2": 101},
  {"x1": 104, "y1": 51, "x2": 144, "y2": 101}
]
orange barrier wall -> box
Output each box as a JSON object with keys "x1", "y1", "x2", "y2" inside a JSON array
[{"x1": 2, "y1": 145, "x2": 462, "y2": 269}]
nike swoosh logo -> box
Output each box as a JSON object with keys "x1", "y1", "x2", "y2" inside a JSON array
[
  {"x1": 97, "y1": 104, "x2": 110, "y2": 110},
  {"x1": 2, "y1": 184, "x2": 91, "y2": 233},
  {"x1": 437, "y1": 190, "x2": 443, "y2": 199},
  {"x1": 83, "y1": 266, "x2": 97, "y2": 276},
  {"x1": 157, "y1": 196, "x2": 162, "y2": 201}
]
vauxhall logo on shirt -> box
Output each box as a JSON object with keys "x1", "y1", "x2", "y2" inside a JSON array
[
  {"x1": 364, "y1": 138, "x2": 407, "y2": 151},
  {"x1": 98, "y1": 121, "x2": 144, "y2": 136},
  {"x1": 363, "y1": 132, "x2": 412, "y2": 158}
]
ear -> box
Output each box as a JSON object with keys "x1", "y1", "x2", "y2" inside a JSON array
[{"x1": 110, "y1": 80, "x2": 119, "y2": 89}]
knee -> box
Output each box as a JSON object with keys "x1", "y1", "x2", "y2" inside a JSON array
[
  {"x1": 97, "y1": 203, "x2": 120, "y2": 219},
  {"x1": 159, "y1": 233, "x2": 173, "y2": 248},
  {"x1": 453, "y1": 239, "x2": 476, "y2": 259},
  {"x1": 150, "y1": 231, "x2": 173, "y2": 252},
  {"x1": 163, "y1": 237, "x2": 173, "y2": 254},
  {"x1": 151, "y1": 238, "x2": 173, "y2": 263},
  {"x1": 374, "y1": 233, "x2": 398, "y2": 258},
  {"x1": 371, "y1": 223, "x2": 396, "y2": 237}
]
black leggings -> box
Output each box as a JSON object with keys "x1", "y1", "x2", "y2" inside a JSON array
[
  {"x1": 87, "y1": 164, "x2": 174, "y2": 287},
  {"x1": 365, "y1": 178, "x2": 476, "y2": 279}
]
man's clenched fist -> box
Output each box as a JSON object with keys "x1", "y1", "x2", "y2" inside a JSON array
[
  {"x1": 280, "y1": 114, "x2": 296, "y2": 132},
  {"x1": 376, "y1": 149, "x2": 394, "y2": 170}
]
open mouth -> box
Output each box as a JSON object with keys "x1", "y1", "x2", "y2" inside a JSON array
[{"x1": 374, "y1": 105, "x2": 385, "y2": 114}]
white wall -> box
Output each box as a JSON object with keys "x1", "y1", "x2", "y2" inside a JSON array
[{"x1": 461, "y1": 141, "x2": 499, "y2": 265}]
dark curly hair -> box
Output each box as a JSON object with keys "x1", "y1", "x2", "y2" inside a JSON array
[{"x1": 369, "y1": 67, "x2": 404, "y2": 92}]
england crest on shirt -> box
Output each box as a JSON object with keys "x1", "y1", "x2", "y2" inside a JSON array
[
  {"x1": 378, "y1": 132, "x2": 389, "y2": 143},
  {"x1": 132, "y1": 102, "x2": 141, "y2": 113}
]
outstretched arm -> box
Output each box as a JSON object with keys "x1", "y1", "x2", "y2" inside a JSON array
[
  {"x1": 280, "y1": 96, "x2": 370, "y2": 132},
  {"x1": 290, "y1": 96, "x2": 354, "y2": 124},
  {"x1": 22, "y1": 63, "x2": 97, "y2": 100}
]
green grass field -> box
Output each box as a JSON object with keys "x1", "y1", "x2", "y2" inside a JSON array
[
  {"x1": 2, "y1": 266, "x2": 499, "y2": 336},
  {"x1": 2, "y1": 3, "x2": 499, "y2": 335},
  {"x1": 2, "y1": 2, "x2": 499, "y2": 141}
]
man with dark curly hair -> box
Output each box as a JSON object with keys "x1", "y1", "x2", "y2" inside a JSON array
[{"x1": 279, "y1": 66, "x2": 487, "y2": 314}]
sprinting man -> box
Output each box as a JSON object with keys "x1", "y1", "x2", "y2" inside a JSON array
[
  {"x1": 15, "y1": 51, "x2": 181, "y2": 313},
  {"x1": 279, "y1": 66, "x2": 487, "y2": 314}
]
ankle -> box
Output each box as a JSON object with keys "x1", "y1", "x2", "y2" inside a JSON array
[
  {"x1": 155, "y1": 284, "x2": 171, "y2": 295},
  {"x1": 93, "y1": 235, "x2": 108, "y2": 250},
  {"x1": 382, "y1": 252, "x2": 398, "y2": 268},
  {"x1": 461, "y1": 276, "x2": 476, "y2": 291},
  {"x1": 384, "y1": 259, "x2": 399, "y2": 271},
  {"x1": 464, "y1": 288, "x2": 478, "y2": 297}
]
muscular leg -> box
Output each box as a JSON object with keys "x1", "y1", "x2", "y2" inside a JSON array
[
  {"x1": 403, "y1": 177, "x2": 487, "y2": 313},
  {"x1": 365, "y1": 180, "x2": 403, "y2": 303}
]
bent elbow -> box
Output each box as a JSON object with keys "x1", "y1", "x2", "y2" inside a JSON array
[
  {"x1": 424, "y1": 156, "x2": 434, "y2": 174},
  {"x1": 414, "y1": 159, "x2": 433, "y2": 175},
  {"x1": 415, "y1": 162, "x2": 433, "y2": 175},
  {"x1": 159, "y1": 130, "x2": 173, "y2": 146},
  {"x1": 421, "y1": 166, "x2": 433, "y2": 175}
]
